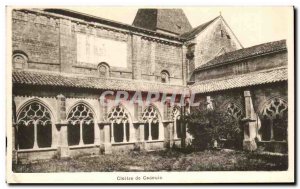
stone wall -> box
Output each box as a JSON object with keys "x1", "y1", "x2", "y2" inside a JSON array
[
  {"x1": 12, "y1": 9, "x2": 185, "y2": 85},
  {"x1": 192, "y1": 18, "x2": 241, "y2": 70},
  {"x1": 194, "y1": 51, "x2": 287, "y2": 81},
  {"x1": 12, "y1": 10, "x2": 60, "y2": 70}
]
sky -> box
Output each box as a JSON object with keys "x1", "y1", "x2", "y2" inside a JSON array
[{"x1": 69, "y1": 7, "x2": 293, "y2": 48}]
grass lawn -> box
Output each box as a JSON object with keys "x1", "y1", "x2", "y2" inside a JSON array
[{"x1": 13, "y1": 149, "x2": 288, "y2": 172}]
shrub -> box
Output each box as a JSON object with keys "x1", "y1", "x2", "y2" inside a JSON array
[{"x1": 185, "y1": 108, "x2": 243, "y2": 150}]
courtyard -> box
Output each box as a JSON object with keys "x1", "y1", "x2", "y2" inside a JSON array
[{"x1": 13, "y1": 149, "x2": 288, "y2": 172}]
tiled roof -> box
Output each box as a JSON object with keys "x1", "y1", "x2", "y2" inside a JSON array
[
  {"x1": 132, "y1": 9, "x2": 192, "y2": 35},
  {"x1": 12, "y1": 67, "x2": 288, "y2": 95},
  {"x1": 190, "y1": 67, "x2": 287, "y2": 94},
  {"x1": 195, "y1": 40, "x2": 287, "y2": 71},
  {"x1": 12, "y1": 70, "x2": 186, "y2": 94},
  {"x1": 180, "y1": 16, "x2": 219, "y2": 39}
]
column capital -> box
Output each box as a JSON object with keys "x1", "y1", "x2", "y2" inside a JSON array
[
  {"x1": 244, "y1": 90, "x2": 251, "y2": 97},
  {"x1": 55, "y1": 121, "x2": 68, "y2": 127},
  {"x1": 98, "y1": 96, "x2": 107, "y2": 101},
  {"x1": 56, "y1": 94, "x2": 65, "y2": 99}
]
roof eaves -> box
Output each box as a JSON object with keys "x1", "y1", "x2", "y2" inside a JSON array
[
  {"x1": 190, "y1": 66, "x2": 288, "y2": 94},
  {"x1": 12, "y1": 70, "x2": 187, "y2": 94}
]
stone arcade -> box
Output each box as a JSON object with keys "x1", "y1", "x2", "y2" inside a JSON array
[{"x1": 11, "y1": 8, "x2": 288, "y2": 162}]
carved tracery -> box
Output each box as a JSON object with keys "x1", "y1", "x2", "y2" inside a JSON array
[
  {"x1": 67, "y1": 104, "x2": 94, "y2": 125},
  {"x1": 67, "y1": 103, "x2": 95, "y2": 146},
  {"x1": 108, "y1": 105, "x2": 129, "y2": 123},
  {"x1": 142, "y1": 105, "x2": 159, "y2": 123},
  {"x1": 108, "y1": 105, "x2": 130, "y2": 143},
  {"x1": 17, "y1": 102, "x2": 52, "y2": 149},
  {"x1": 226, "y1": 102, "x2": 243, "y2": 120},
  {"x1": 262, "y1": 98, "x2": 288, "y2": 119},
  {"x1": 18, "y1": 102, "x2": 52, "y2": 126}
]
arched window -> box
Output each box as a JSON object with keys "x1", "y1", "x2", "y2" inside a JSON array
[
  {"x1": 172, "y1": 106, "x2": 181, "y2": 139},
  {"x1": 260, "y1": 98, "x2": 288, "y2": 141},
  {"x1": 12, "y1": 52, "x2": 28, "y2": 69},
  {"x1": 161, "y1": 71, "x2": 170, "y2": 83},
  {"x1": 98, "y1": 62, "x2": 110, "y2": 78},
  {"x1": 142, "y1": 105, "x2": 161, "y2": 141},
  {"x1": 17, "y1": 102, "x2": 52, "y2": 149},
  {"x1": 67, "y1": 104, "x2": 95, "y2": 146},
  {"x1": 108, "y1": 105, "x2": 130, "y2": 143}
]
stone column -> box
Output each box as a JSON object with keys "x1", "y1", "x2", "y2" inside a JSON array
[
  {"x1": 123, "y1": 122, "x2": 127, "y2": 142},
  {"x1": 134, "y1": 102, "x2": 144, "y2": 149},
  {"x1": 242, "y1": 91, "x2": 257, "y2": 151},
  {"x1": 148, "y1": 122, "x2": 152, "y2": 141},
  {"x1": 12, "y1": 95, "x2": 17, "y2": 159},
  {"x1": 33, "y1": 122, "x2": 38, "y2": 149},
  {"x1": 98, "y1": 97, "x2": 107, "y2": 150},
  {"x1": 94, "y1": 122, "x2": 101, "y2": 146},
  {"x1": 139, "y1": 124, "x2": 145, "y2": 142},
  {"x1": 270, "y1": 119, "x2": 274, "y2": 141},
  {"x1": 129, "y1": 123, "x2": 136, "y2": 142},
  {"x1": 169, "y1": 122, "x2": 174, "y2": 148},
  {"x1": 131, "y1": 102, "x2": 140, "y2": 143},
  {"x1": 56, "y1": 94, "x2": 69, "y2": 158},
  {"x1": 164, "y1": 97, "x2": 173, "y2": 148},
  {"x1": 180, "y1": 97, "x2": 189, "y2": 148},
  {"x1": 110, "y1": 122, "x2": 115, "y2": 143},
  {"x1": 173, "y1": 118, "x2": 178, "y2": 139},
  {"x1": 79, "y1": 122, "x2": 84, "y2": 146},
  {"x1": 103, "y1": 124, "x2": 112, "y2": 154},
  {"x1": 139, "y1": 124, "x2": 146, "y2": 150},
  {"x1": 12, "y1": 123, "x2": 17, "y2": 164}
]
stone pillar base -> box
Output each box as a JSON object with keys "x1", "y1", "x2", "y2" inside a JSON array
[
  {"x1": 164, "y1": 140, "x2": 170, "y2": 149},
  {"x1": 57, "y1": 146, "x2": 69, "y2": 158},
  {"x1": 243, "y1": 140, "x2": 257, "y2": 151},
  {"x1": 132, "y1": 142, "x2": 143, "y2": 151},
  {"x1": 139, "y1": 142, "x2": 147, "y2": 151},
  {"x1": 99, "y1": 144, "x2": 105, "y2": 154},
  {"x1": 104, "y1": 143, "x2": 112, "y2": 154}
]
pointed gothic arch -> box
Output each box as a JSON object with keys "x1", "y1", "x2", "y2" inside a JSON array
[
  {"x1": 16, "y1": 99, "x2": 54, "y2": 150},
  {"x1": 259, "y1": 97, "x2": 288, "y2": 141},
  {"x1": 141, "y1": 104, "x2": 163, "y2": 141},
  {"x1": 107, "y1": 103, "x2": 134, "y2": 143},
  {"x1": 67, "y1": 102, "x2": 96, "y2": 146}
]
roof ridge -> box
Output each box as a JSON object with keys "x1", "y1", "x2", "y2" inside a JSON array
[{"x1": 180, "y1": 16, "x2": 219, "y2": 39}]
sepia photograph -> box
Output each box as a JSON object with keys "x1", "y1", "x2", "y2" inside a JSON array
[{"x1": 6, "y1": 6, "x2": 294, "y2": 183}]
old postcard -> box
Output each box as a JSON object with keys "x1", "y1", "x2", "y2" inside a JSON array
[{"x1": 6, "y1": 6, "x2": 294, "y2": 183}]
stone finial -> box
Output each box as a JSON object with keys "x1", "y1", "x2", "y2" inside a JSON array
[{"x1": 206, "y1": 96, "x2": 214, "y2": 110}]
